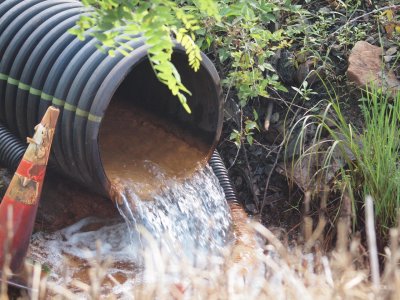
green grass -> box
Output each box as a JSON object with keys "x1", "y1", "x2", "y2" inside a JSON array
[
  {"x1": 357, "y1": 88, "x2": 400, "y2": 230},
  {"x1": 288, "y1": 85, "x2": 400, "y2": 234}
]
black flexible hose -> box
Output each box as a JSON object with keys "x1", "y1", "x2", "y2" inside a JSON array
[
  {"x1": 210, "y1": 150, "x2": 241, "y2": 205},
  {"x1": 0, "y1": 123, "x2": 26, "y2": 171}
]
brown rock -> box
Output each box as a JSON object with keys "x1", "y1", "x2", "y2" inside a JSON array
[{"x1": 347, "y1": 41, "x2": 400, "y2": 96}]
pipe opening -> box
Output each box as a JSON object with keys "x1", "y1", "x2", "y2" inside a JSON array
[{"x1": 99, "y1": 52, "x2": 222, "y2": 199}]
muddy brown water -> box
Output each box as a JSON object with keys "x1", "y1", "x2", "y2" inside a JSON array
[{"x1": 99, "y1": 97, "x2": 210, "y2": 200}]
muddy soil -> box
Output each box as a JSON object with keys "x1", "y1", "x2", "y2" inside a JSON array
[
  {"x1": 33, "y1": 171, "x2": 119, "y2": 233},
  {"x1": 1, "y1": 166, "x2": 119, "y2": 234}
]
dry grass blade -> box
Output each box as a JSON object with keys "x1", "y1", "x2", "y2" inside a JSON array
[
  {"x1": 0, "y1": 206, "x2": 13, "y2": 300},
  {"x1": 30, "y1": 263, "x2": 41, "y2": 300},
  {"x1": 252, "y1": 222, "x2": 288, "y2": 260},
  {"x1": 365, "y1": 196, "x2": 380, "y2": 289}
]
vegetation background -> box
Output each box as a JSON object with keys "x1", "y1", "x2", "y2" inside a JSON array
[
  {"x1": 75, "y1": 0, "x2": 400, "y2": 235},
  {"x1": 2, "y1": 0, "x2": 400, "y2": 298}
]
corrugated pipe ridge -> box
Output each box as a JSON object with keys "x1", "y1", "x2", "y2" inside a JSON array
[
  {"x1": 0, "y1": 0, "x2": 223, "y2": 198},
  {"x1": 0, "y1": 123, "x2": 25, "y2": 171},
  {"x1": 209, "y1": 150, "x2": 240, "y2": 205}
]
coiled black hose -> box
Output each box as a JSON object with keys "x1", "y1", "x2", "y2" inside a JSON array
[
  {"x1": 210, "y1": 150, "x2": 240, "y2": 205},
  {"x1": 0, "y1": 123, "x2": 26, "y2": 171}
]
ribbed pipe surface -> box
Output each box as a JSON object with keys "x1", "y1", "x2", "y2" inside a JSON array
[
  {"x1": 0, "y1": 124, "x2": 25, "y2": 171},
  {"x1": 209, "y1": 150, "x2": 240, "y2": 205},
  {"x1": 0, "y1": 0, "x2": 223, "y2": 198}
]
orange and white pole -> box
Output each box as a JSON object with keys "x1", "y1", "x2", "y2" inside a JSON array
[{"x1": 0, "y1": 107, "x2": 59, "y2": 273}]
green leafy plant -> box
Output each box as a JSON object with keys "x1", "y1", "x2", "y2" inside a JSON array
[
  {"x1": 194, "y1": 0, "x2": 301, "y2": 147},
  {"x1": 199, "y1": 1, "x2": 298, "y2": 106},
  {"x1": 229, "y1": 109, "x2": 259, "y2": 146},
  {"x1": 72, "y1": 0, "x2": 304, "y2": 145},
  {"x1": 284, "y1": 0, "x2": 370, "y2": 81},
  {"x1": 71, "y1": 0, "x2": 219, "y2": 113},
  {"x1": 356, "y1": 88, "x2": 400, "y2": 230},
  {"x1": 292, "y1": 80, "x2": 317, "y2": 101}
]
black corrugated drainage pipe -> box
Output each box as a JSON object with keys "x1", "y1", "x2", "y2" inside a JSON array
[
  {"x1": 0, "y1": 0, "x2": 224, "y2": 199},
  {"x1": 0, "y1": 125, "x2": 240, "y2": 205}
]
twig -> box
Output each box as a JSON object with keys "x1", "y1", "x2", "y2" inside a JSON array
[
  {"x1": 365, "y1": 195, "x2": 380, "y2": 289},
  {"x1": 264, "y1": 101, "x2": 274, "y2": 131},
  {"x1": 227, "y1": 109, "x2": 243, "y2": 170},
  {"x1": 31, "y1": 263, "x2": 42, "y2": 300},
  {"x1": 0, "y1": 279, "x2": 37, "y2": 293},
  {"x1": 303, "y1": 191, "x2": 313, "y2": 243},
  {"x1": 260, "y1": 102, "x2": 303, "y2": 215},
  {"x1": 382, "y1": 227, "x2": 399, "y2": 286},
  {"x1": 304, "y1": 187, "x2": 328, "y2": 251},
  {"x1": 304, "y1": 217, "x2": 327, "y2": 251},
  {"x1": 337, "y1": 192, "x2": 352, "y2": 252},
  {"x1": 252, "y1": 222, "x2": 288, "y2": 260},
  {"x1": 260, "y1": 140, "x2": 285, "y2": 214},
  {"x1": 241, "y1": 144, "x2": 259, "y2": 206}
]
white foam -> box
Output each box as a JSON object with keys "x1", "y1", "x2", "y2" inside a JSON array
[{"x1": 117, "y1": 164, "x2": 233, "y2": 263}]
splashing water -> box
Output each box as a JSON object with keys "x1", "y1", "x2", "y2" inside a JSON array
[
  {"x1": 117, "y1": 163, "x2": 233, "y2": 262},
  {"x1": 28, "y1": 163, "x2": 233, "y2": 295}
]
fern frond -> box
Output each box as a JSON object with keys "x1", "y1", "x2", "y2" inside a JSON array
[
  {"x1": 175, "y1": 29, "x2": 202, "y2": 71},
  {"x1": 72, "y1": 0, "x2": 218, "y2": 113}
]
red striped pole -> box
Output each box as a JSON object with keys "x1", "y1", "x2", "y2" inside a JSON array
[{"x1": 0, "y1": 107, "x2": 59, "y2": 273}]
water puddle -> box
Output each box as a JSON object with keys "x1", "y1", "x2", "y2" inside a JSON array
[{"x1": 29, "y1": 217, "x2": 140, "y2": 295}]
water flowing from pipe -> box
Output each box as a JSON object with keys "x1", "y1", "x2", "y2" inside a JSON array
[
  {"x1": 117, "y1": 163, "x2": 233, "y2": 261},
  {"x1": 29, "y1": 163, "x2": 233, "y2": 296}
]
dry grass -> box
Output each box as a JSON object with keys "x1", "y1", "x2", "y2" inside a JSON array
[{"x1": 1, "y1": 199, "x2": 400, "y2": 299}]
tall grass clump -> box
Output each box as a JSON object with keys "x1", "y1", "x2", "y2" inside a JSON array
[
  {"x1": 358, "y1": 88, "x2": 400, "y2": 230},
  {"x1": 288, "y1": 86, "x2": 400, "y2": 234}
]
